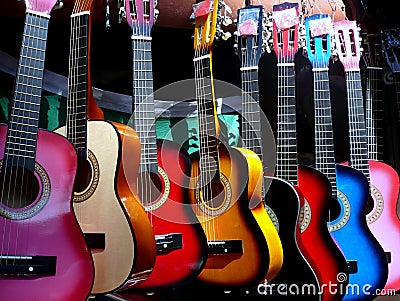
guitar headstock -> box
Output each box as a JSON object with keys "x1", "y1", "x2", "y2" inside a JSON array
[
  {"x1": 305, "y1": 14, "x2": 333, "y2": 69},
  {"x1": 381, "y1": 28, "x2": 400, "y2": 73},
  {"x1": 360, "y1": 31, "x2": 383, "y2": 69},
  {"x1": 25, "y1": 0, "x2": 60, "y2": 15},
  {"x1": 122, "y1": 0, "x2": 158, "y2": 37},
  {"x1": 272, "y1": 2, "x2": 300, "y2": 62},
  {"x1": 235, "y1": 5, "x2": 266, "y2": 67},
  {"x1": 193, "y1": 0, "x2": 221, "y2": 53},
  {"x1": 332, "y1": 20, "x2": 362, "y2": 71}
]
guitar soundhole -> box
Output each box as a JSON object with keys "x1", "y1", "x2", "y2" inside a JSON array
[
  {"x1": 201, "y1": 178, "x2": 226, "y2": 210},
  {"x1": 0, "y1": 166, "x2": 40, "y2": 209},
  {"x1": 138, "y1": 172, "x2": 163, "y2": 206},
  {"x1": 328, "y1": 196, "x2": 341, "y2": 222},
  {"x1": 74, "y1": 158, "x2": 93, "y2": 194},
  {"x1": 365, "y1": 194, "x2": 374, "y2": 215}
]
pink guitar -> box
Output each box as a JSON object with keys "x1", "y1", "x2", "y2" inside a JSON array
[
  {"x1": 0, "y1": 0, "x2": 94, "y2": 300},
  {"x1": 362, "y1": 31, "x2": 400, "y2": 291}
]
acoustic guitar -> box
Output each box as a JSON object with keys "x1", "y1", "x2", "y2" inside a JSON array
[
  {"x1": 362, "y1": 31, "x2": 400, "y2": 291},
  {"x1": 0, "y1": 0, "x2": 94, "y2": 300},
  {"x1": 188, "y1": 0, "x2": 277, "y2": 288},
  {"x1": 236, "y1": 3, "x2": 318, "y2": 298},
  {"x1": 328, "y1": 19, "x2": 388, "y2": 300},
  {"x1": 54, "y1": 0, "x2": 149, "y2": 294},
  {"x1": 115, "y1": 0, "x2": 208, "y2": 291}
]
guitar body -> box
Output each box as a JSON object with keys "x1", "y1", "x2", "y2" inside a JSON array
[
  {"x1": 367, "y1": 159, "x2": 400, "y2": 290},
  {"x1": 263, "y1": 176, "x2": 320, "y2": 300},
  {"x1": 329, "y1": 164, "x2": 388, "y2": 300},
  {"x1": 188, "y1": 146, "x2": 269, "y2": 287},
  {"x1": 111, "y1": 122, "x2": 157, "y2": 289},
  {"x1": 298, "y1": 165, "x2": 349, "y2": 301},
  {"x1": 0, "y1": 125, "x2": 94, "y2": 301},
  {"x1": 55, "y1": 120, "x2": 136, "y2": 294},
  {"x1": 130, "y1": 139, "x2": 208, "y2": 290}
]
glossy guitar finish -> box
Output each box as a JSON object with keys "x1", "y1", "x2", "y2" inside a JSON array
[
  {"x1": 0, "y1": 2, "x2": 94, "y2": 299},
  {"x1": 188, "y1": 146, "x2": 270, "y2": 287},
  {"x1": 127, "y1": 139, "x2": 208, "y2": 290},
  {"x1": 189, "y1": 0, "x2": 276, "y2": 288},
  {"x1": 330, "y1": 164, "x2": 388, "y2": 300},
  {"x1": 297, "y1": 165, "x2": 349, "y2": 301},
  {"x1": 329, "y1": 20, "x2": 388, "y2": 300},
  {"x1": 56, "y1": 121, "x2": 136, "y2": 294},
  {"x1": 303, "y1": 14, "x2": 352, "y2": 301},
  {"x1": 114, "y1": 0, "x2": 207, "y2": 290},
  {"x1": 0, "y1": 127, "x2": 94, "y2": 301},
  {"x1": 367, "y1": 160, "x2": 400, "y2": 291}
]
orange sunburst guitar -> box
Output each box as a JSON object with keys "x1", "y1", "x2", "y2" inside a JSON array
[
  {"x1": 188, "y1": 0, "x2": 282, "y2": 288},
  {"x1": 54, "y1": 0, "x2": 156, "y2": 294}
]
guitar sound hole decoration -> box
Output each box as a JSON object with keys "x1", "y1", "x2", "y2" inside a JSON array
[
  {"x1": 73, "y1": 149, "x2": 99, "y2": 203},
  {"x1": 328, "y1": 191, "x2": 351, "y2": 232},
  {"x1": 195, "y1": 173, "x2": 232, "y2": 217},
  {"x1": 265, "y1": 204, "x2": 280, "y2": 232},
  {"x1": 366, "y1": 186, "x2": 384, "y2": 224},
  {"x1": 298, "y1": 200, "x2": 311, "y2": 233},
  {"x1": 139, "y1": 166, "x2": 170, "y2": 212},
  {"x1": 0, "y1": 161, "x2": 50, "y2": 220}
]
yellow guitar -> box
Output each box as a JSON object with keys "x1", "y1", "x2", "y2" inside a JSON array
[{"x1": 188, "y1": 0, "x2": 283, "y2": 287}]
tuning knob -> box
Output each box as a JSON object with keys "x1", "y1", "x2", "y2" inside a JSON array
[
  {"x1": 221, "y1": 31, "x2": 232, "y2": 40},
  {"x1": 222, "y1": 17, "x2": 232, "y2": 26},
  {"x1": 54, "y1": 0, "x2": 63, "y2": 10}
]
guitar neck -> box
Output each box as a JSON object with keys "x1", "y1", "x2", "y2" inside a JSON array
[
  {"x1": 365, "y1": 66, "x2": 384, "y2": 161},
  {"x1": 193, "y1": 50, "x2": 220, "y2": 185},
  {"x1": 276, "y1": 62, "x2": 298, "y2": 185},
  {"x1": 346, "y1": 70, "x2": 370, "y2": 180},
  {"x1": 241, "y1": 66, "x2": 263, "y2": 161},
  {"x1": 313, "y1": 69, "x2": 338, "y2": 196},
  {"x1": 66, "y1": 12, "x2": 90, "y2": 160},
  {"x1": 4, "y1": 12, "x2": 50, "y2": 171},
  {"x1": 132, "y1": 38, "x2": 158, "y2": 174}
]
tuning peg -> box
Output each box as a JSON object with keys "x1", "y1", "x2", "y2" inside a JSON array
[
  {"x1": 54, "y1": 0, "x2": 63, "y2": 10},
  {"x1": 222, "y1": 17, "x2": 232, "y2": 26},
  {"x1": 221, "y1": 31, "x2": 232, "y2": 41}
]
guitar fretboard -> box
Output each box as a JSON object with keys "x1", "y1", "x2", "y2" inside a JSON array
[
  {"x1": 132, "y1": 38, "x2": 158, "y2": 174},
  {"x1": 276, "y1": 63, "x2": 298, "y2": 185},
  {"x1": 4, "y1": 12, "x2": 50, "y2": 171},
  {"x1": 66, "y1": 12, "x2": 89, "y2": 160},
  {"x1": 346, "y1": 70, "x2": 370, "y2": 181},
  {"x1": 194, "y1": 51, "x2": 220, "y2": 186},
  {"x1": 313, "y1": 69, "x2": 338, "y2": 196},
  {"x1": 365, "y1": 66, "x2": 384, "y2": 161},
  {"x1": 241, "y1": 67, "x2": 263, "y2": 162}
]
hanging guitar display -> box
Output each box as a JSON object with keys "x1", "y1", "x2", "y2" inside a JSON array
[
  {"x1": 54, "y1": 0, "x2": 154, "y2": 294},
  {"x1": 361, "y1": 32, "x2": 400, "y2": 292},
  {"x1": 0, "y1": 0, "x2": 94, "y2": 300},
  {"x1": 188, "y1": 0, "x2": 280, "y2": 288},
  {"x1": 115, "y1": 0, "x2": 208, "y2": 291},
  {"x1": 236, "y1": 2, "x2": 318, "y2": 298},
  {"x1": 330, "y1": 19, "x2": 388, "y2": 300}
]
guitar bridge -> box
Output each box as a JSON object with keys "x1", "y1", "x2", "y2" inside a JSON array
[
  {"x1": 208, "y1": 240, "x2": 243, "y2": 254},
  {"x1": 0, "y1": 255, "x2": 56, "y2": 276},
  {"x1": 347, "y1": 260, "x2": 358, "y2": 274},
  {"x1": 156, "y1": 233, "x2": 182, "y2": 254}
]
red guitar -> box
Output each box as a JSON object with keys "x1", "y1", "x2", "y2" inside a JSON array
[
  {"x1": 115, "y1": 0, "x2": 208, "y2": 291},
  {"x1": 0, "y1": 0, "x2": 94, "y2": 300}
]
